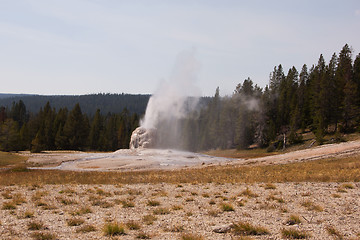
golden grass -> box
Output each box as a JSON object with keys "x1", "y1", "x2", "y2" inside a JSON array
[
  {"x1": 281, "y1": 228, "x2": 310, "y2": 239},
  {"x1": 0, "y1": 155, "x2": 359, "y2": 185},
  {"x1": 203, "y1": 148, "x2": 277, "y2": 159},
  {"x1": 232, "y1": 221, "x2": 269, "y2": 235},
  {"x1": 0, "y1": 151, "x2": 27, "y2": 167}
]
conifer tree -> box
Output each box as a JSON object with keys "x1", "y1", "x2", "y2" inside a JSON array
[
  {"x1": 297, "y1": 64, "x2": 309, "y2": 130},
  {"x1": 0, "y1": 119, "x2": 21, "y2": 151},
  {"x1": 353, "y1": 54, "x2": 360, "y2": 106},
  {"x1": 10, "y1": 100, "x2": 27, "y2": 127},
  {"x1": 337, "y1": 44, "x2": 356, "y2": 132},
  {"x1": 31, "y1": 126, "x2": 46, "y2": 153},
  {"x1": 63, "y1": 103, "x2": 89, "y2": 150},
  {"x1": 88, "y1": 109, "x2": 103, "y2": 150}
]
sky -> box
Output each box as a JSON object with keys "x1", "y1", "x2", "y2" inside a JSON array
[{"x1": 1, "y1": 0, "x2": 360, "y2": 96}]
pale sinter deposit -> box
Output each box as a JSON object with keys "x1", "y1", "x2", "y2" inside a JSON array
[{"x1": 129, "y1": 127, "x2": 157, "y2": 149}]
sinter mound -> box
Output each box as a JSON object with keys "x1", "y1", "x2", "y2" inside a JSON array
[{"x1": 129, "y1": 127, "x2": 157, "y2": 149}]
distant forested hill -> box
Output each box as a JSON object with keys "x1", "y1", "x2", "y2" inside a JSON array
[
  {"x1": 0, "y1": 93, "x2": 150, "y2": 115},
  {"x1": 0, "y1": 93, "x2": 32, "y2": 99}
]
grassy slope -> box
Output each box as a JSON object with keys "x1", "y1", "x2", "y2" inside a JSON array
[{"x1": 204, "y1": 132, "x2": 360, "y2": 159}]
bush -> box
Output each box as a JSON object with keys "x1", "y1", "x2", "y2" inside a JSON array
[
  {"x1": 30, "y1": 232, "x2": 56, "y2": 240},
  {"x1": 286, "y1": 215, "x2": 301, "y2": 225},
  {"x1": 28, "y1": 221, "x2": 45, "y2": 230},
  {"x1": 281, "y1": 228, "x2": 310, "y2": 239},
  {"x1": 153, "y1": 207, "x2": 170, "y2": 215},
  {"x1": 232, "y1": 221, "x2": 269, "y2": 235},
  {"x1": 147, "y1": 200, "x2": 160, "y2": 206},
  {"x1": 76, "y1": 224, "x2": 96, "y2": 233},
  {"x1": 126, "y1": 220, "x2": 141, "y2": 230},
  {"x1": 181, "y1": 233, "x2": 204, "y2": 240},
  {"x1": 221, "y1": 203, "x2": 235, "y2": 212},
  {"x1": 67, "y1": 218, "x2": 85, "y2": 226},
  {"x1": 266, "y1": 144, "x2": 276, "y2": 153},
  {"x1": 103, "y1": 222, "x2": 126, "y2": 236},
  {"x1": 2, "y1": 201, "x2": 16, "y2": 210},
  {"x1": 142, "y1": 215, "x2": 157, "y2": 225}
]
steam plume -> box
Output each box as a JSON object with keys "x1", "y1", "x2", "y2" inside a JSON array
[{"x1": 140, "y1": 48, "x2": 201, "y2": 148}]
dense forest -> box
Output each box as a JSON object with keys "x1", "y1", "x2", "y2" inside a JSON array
[
  {"x1": 0, "y1": 93, "x2": 150, "y2": 116},
  {"x1": 1, "y1": 44, "x2": 359, "y2": 153},
  {"x1": 179, "y1": 44, "x2": 360, "y2": 151},
  {"x1": 0, "y1": 101, "x2": 140, "y2": 152}
]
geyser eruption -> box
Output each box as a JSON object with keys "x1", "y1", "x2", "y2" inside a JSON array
[{"x1": 130, "y1": 49, "x2": 201, "y2": 149}]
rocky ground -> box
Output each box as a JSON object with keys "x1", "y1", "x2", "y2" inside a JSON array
[{"x1": 1, "y1": 182, "x2": 359, "y2": 239}]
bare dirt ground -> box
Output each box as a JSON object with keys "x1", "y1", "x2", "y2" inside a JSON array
[
  {"x1": 23, "y1": 140, "x2": 360, "y2": 171},
  {"x1": 1, "y1": 182, "x2": 359, "y2": 239}
]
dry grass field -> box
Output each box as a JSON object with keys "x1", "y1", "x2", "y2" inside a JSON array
[
  {"x1": 1, "y1": 154, "x2": 359, "y2": 185},
  {"x1": 0, "y1": 148, "x2": 360, "y2": 239},
  {"x1": 0, "y1": 151, "x2": 27, "y2": 167}
]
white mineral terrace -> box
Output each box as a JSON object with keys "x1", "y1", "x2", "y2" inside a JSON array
[
  {"x1": 26, "y1": 148, "x2": 232, "y2": 171},
  {"x1": 23, "y1": 140, "x2": 360, "y2": 172}
]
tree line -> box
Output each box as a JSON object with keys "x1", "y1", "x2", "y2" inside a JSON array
[
  {"x1": 0, "y1": 93, "x2": 150, "y2": 116},
  {"x1": 0, "y1": 101, "x2": 139, "y2": 152},
  {"x1": 180, "y1": 44, "x2": 360, "y2": 151},
  {"x1": 1, "y1": 44, "x2": 359, "y2": 153}
]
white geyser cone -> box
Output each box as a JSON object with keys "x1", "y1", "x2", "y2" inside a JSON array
[{"x1": 129, "y1": 127, "x2": 157, "y2": 149}]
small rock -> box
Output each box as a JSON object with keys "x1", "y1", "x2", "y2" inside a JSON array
[{"x1": 213, "y1": 224, "x2": 233, "y2": 233}]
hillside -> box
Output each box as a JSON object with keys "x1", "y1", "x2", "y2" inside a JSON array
[
  {"x1": 0, "y1": 93, "x2": 32, "y2": 99},
  {"x1": 0, "y1": 93, "x2": 150, "y2": 115}
]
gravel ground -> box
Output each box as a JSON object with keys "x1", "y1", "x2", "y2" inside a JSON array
[{"x1": 1, "y1": 182, "x2": 359, "y2": 239}]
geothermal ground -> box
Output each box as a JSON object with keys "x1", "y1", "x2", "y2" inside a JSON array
[
  {"x1": 1, "y1": 140, "x2": 360, "y2": 239},
  {"x1": 24, "y1": 139, "x2": 360, "y2": 171}
]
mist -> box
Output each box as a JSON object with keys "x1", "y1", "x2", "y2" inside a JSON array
[{"x1": 139, "y1": 49, "x2": 201, "y2": 149}]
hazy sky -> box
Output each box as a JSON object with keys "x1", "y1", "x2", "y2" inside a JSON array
[{"x1": 1, "y1": 0, "x2": 360, "y2": 96}]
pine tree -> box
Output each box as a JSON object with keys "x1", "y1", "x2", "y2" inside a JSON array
[
  {"x1": 297, "y1": 64, "x2": 309, "y2": 130},
  {"x1": 0, "y1": 106, "x2": 6, "y2": 123},
  {"x1": 0, "y1": 119, "x2": 21, "y2": 151},
  {"x1": 19, "y1": 123, "x2": 31, "y2": 150},
  {"x1": 10, "y1": 100, "x2": 27, "y2": 127},
  {"x1": 310, "y1": 55, "x2": 326, "y2": 142},
  {"x1": 55, "y1": 123, "x2": 67, "y2": 150},
  {"x1": 325, "y1": 53, "x2": 338, "y2": 131},
  {"x1": 88, "y1": 109, "x2": 103, "y2": 150},
  {"x1": 207, "y1": 87, "x2": 221, "y2": 149},
  {"x1": 31, "y1": 126, "x2": 46, "y2": 153},
  {"x1": 354, "y1": 54, "x2": 360, "y2": 107},
  {"x1": 63, "y1": 103, "x2": 89, "y2": 150},
  {"x1": 43, "y1": 102, "x2": 56, "y2": 149},
  {"x1": 353, "y1": 54, "x2": 360, "y2": 129},
  {"x1": 336, "y1": 44, "x2": 356, "y2": 132}
]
